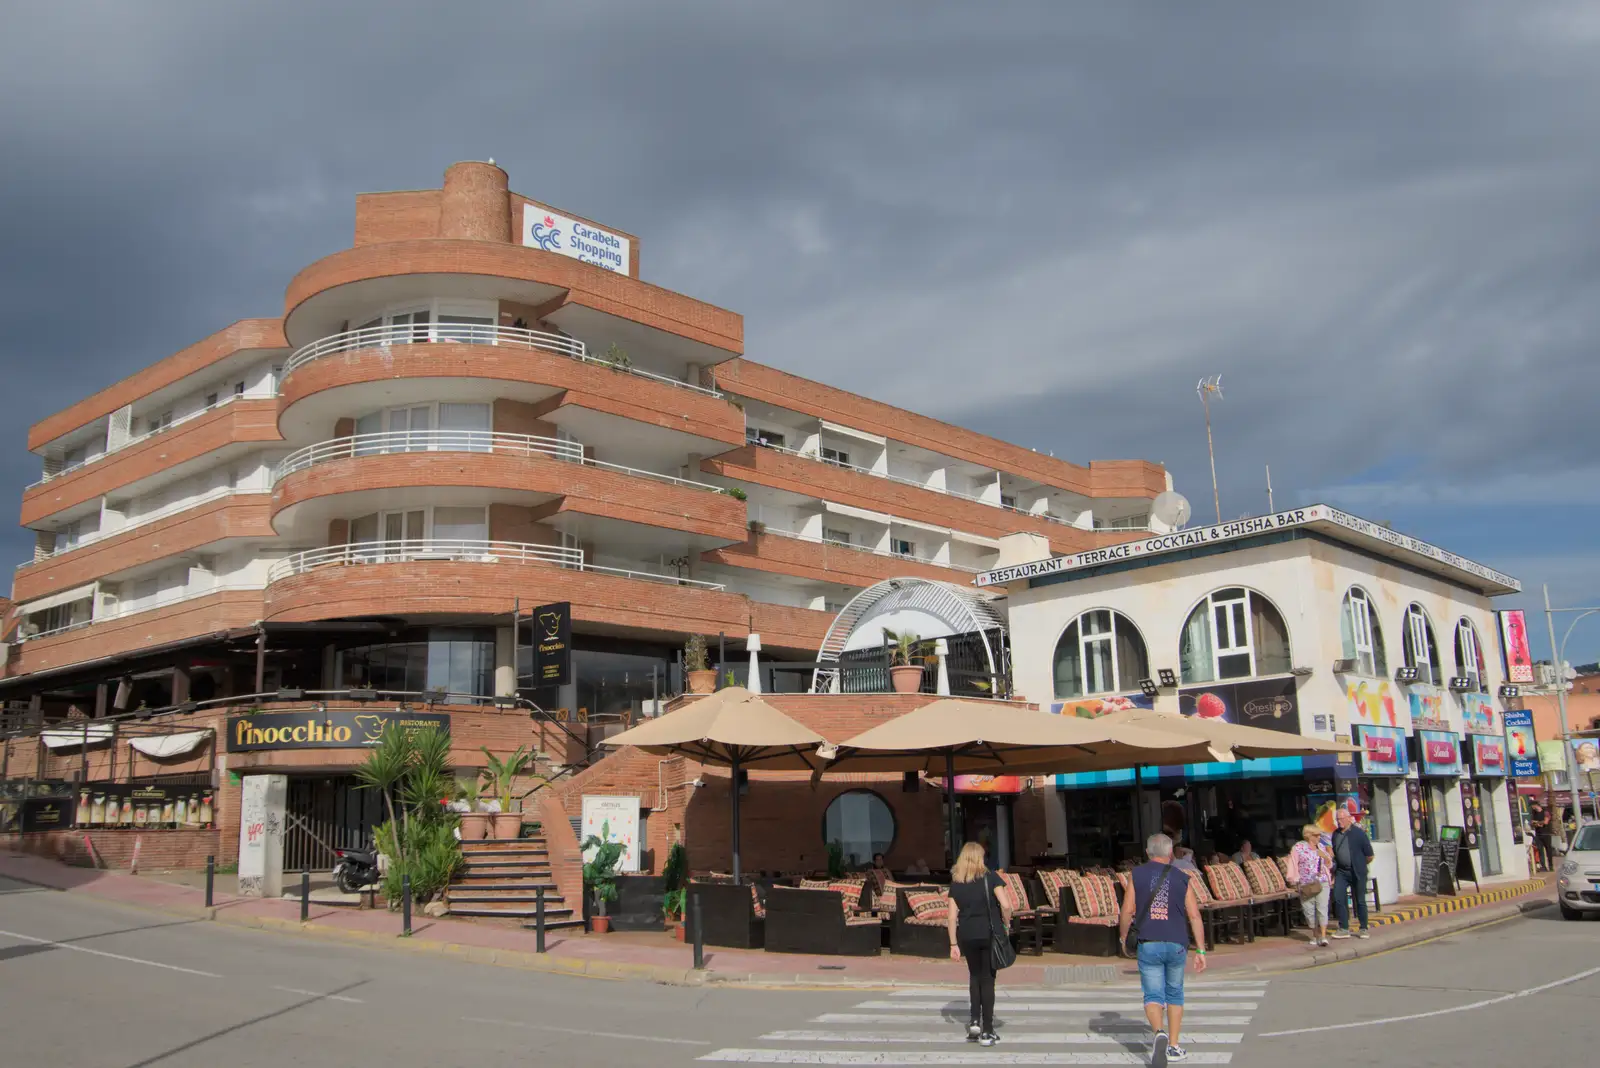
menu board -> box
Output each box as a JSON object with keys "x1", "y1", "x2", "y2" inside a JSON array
[
  {"x1": 1404, "y1": 779, "x2": 1428, "y2": 851},
  {"x1": 1415, "y1": 840, "x2": 1445, "y2": 896},
  {"x1": 1457, "y1": 784, "x2": 1482, "y2": 848},
  {"x1": 1, "y1": 781, "x2": 73, "y2": 834},
  {"x1": 73, "y1": 783, "x2": 215, "y2": 830}
]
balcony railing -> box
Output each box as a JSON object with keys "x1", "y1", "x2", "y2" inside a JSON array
[
  {"x1": 282, "y1": 323, "x2": 724, "y2": 398},
  {"x1": 27, "y1": 391, "x2": 272, "y2": 490},
  {"x1": 272, "y1": 430, "x2": 732, "y2": 496},
  {"x1": 750, "y1": 440, "x2": 1081, "y2": 528},
  {"x1": 758, "y1": 526, "x2": 982, "y2": 573},
  {"x1": 18, "y1": 486, "x2": 261, "y2": 569},
  {"x1": 16, "y1": 582, "x2": 263, "y2": 644},
  {"x1": 267, "y1": 539, "x2": 728, "y2": 591}
]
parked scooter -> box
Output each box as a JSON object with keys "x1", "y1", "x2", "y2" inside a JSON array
[{"x1": 331, "y1": 848, "x2": 381, "y2": 894}]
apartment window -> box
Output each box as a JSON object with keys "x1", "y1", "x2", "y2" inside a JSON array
[
  {"x1": 746, "y1": 427, "x2": 786, "y2": 449},
  {"x1": 435, "y1": 315, "x2": 495, "y2": 344},
  {"x1": 1000, "y1": 494, "x2": 1017, "y2": 509},
  {"x1": 431, "y1": 506, "x2": 488, "y2": 543},
  {"x1": 1095, "y1": 514, "x2": 1150, "y2": 532},
  {"x1": 234, "y1": 381, "x2": 245, "y2": 396},
  {"x1": 822, "y1": 527, "x2": 852, "y2": 546},
  {"x1": 1054, "y1": 610, "x2": 1149, "y2": 698},
  {"x1": 1454, "y1": 618, "x2": 1487, "y2": 691},
  {"x1": 205, "y1": 392, "x2": 219, "y2": 409},
  {"x1": 824, "y1": 600, "x2": 847, "y2": 613},
  {"x1": 1403, "y1": 604, "x2": 1442, "y2": 686},
  {"x1": 891, "y1": 538, "x2": 915, "y2": 557},
  {"x1": 61, "y1": 443, "x2": 88, "y2": 472},
  {"x1": 1180, "y1": 587, "x2": 1292, "y2": 683},
  {"x1": 57, "y1": 519, "x2": 83, "y2": 552},
  {"x1": 1340, "y1": 587, "x2": 1388, "y2": 677},
  {"x1": 142, "y1": 411, "x2": 173, "y2": 435},
  {"x1": 821, "y1": 447, "x2": 851, "y2": 468}
]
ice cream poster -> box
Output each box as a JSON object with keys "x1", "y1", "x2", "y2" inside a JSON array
[
  {"x1": 1460, "y1": 692, "x2": 1499, "y2": 736},
  {"x1": 1051, "y1": 693, "x2": 1154, "y2": 719},
  {"x1": 1177, "y1": 677, "x2": 1301, "y2": 732},
  {"x1": 1346, "y1": 679, "x2": 1404, "y2": 729}
]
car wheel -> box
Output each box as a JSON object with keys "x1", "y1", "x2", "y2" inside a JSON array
[{"x1": 1560, "y1": 903, "x2": 1582, "y2": 921}]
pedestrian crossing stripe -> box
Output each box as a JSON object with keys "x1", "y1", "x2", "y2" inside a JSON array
[
  {"x1": 811, "y1": 1014, "x2": 1257, "y2": 1026},
  {"x1": 849, "y1": 1001, "x2": 1259, "y2": 1012},
  {"x1": 759, "y1": 1032, "x2": 1244, "y2": 1044},
  {"x1": 700, "y1": 1053, "x2": 1235, "y2": 1064},
  {"x1": 1366, "y1": 877, "x2": 1546, "y2": 926},
  {"x1": 886, "y1": 990, "x2": 1264, "y2": 999}
]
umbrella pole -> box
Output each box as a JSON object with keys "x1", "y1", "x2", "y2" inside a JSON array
[
  {"x1": 945, "y1": 752, "x2": 959, "y2": 867},
  {"x1": 731, "y1": 753, "x2": 742, "y2": 883}
]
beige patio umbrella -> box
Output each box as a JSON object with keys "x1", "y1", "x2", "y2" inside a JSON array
[
  {"x1": 820, "y1": 698, "x2": 1231, "y2": 862},
  {"x1": 602, "y1": 687, "x2": 825, "y2": 880},
  {"x1": 1093, "y1": 705, "x2": 1359, "y2": 761}
]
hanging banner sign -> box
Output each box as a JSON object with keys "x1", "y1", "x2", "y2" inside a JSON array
[
  {"x1": 226, "y1": 710, "x2": 450, "y2": 752},
  {"x1": 1503, "y1": 707, "x2": 1540, "y2": 777},
  {"x1": 525, "y1": 601, "x2": 572, "y2": 687},
  {"x1": 1497, "y1": 610, "x2": 1534, "y2": 684}
]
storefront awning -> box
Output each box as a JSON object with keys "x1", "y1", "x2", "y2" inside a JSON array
[
  {"x1": 127, "y1": 730, "x2": 211, "y2": 759},
  {"x1": 40, "y1": 723, "x2": 115, "y2": 750},
  {"x1": 19, "y1": 583, "x2": 97, "y2": 616}
]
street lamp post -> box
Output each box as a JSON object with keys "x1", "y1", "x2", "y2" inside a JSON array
[{"x1": 1542, "y1": 584, "x2": 1600, "y2": 825}]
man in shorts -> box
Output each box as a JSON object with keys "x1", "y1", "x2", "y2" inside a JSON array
[{"x1": 1118, "y1": 833, "x2": 1208, "y2": 1064}]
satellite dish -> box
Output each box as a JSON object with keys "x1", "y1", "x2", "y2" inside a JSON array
[{"x1": 1151, "y1": 491, "x2": 1192, "y2": 529}]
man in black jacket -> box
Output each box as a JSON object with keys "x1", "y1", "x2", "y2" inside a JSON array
[{"x1": 1330, "y1": 806, "x2": 1375, "y2": 939}]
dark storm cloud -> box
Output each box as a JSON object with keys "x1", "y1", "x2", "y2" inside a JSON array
[{"x1": 2, "y1": 2, "x2": 1597, "y2": 650}]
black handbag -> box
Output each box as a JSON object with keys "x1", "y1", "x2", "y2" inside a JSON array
[
  {"x1": 987, "y1": 873, "x2": 1016, "y2": 971},
  {"x1": 1124, "y1": 865, "x2": 1173, "y2": 957}
]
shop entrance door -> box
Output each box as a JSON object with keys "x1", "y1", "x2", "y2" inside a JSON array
[
  {"x1": 960, "y1": 797, "x2": 1012, "y2": 870},
  {"x1": 1478, "y1": 782, "x2": 1502, "y2": 876},
  {"x1": 285, "y1": 776, "x2": 385, "y2": 871}
]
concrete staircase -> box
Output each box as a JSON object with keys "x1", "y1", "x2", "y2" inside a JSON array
[{"x1": 444, "y1": 837, "x2": 583, "y2": 928}]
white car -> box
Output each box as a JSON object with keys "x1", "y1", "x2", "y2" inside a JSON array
[{"x1": 1557, "y1": 823, "x2": 1600, "y2": 920}]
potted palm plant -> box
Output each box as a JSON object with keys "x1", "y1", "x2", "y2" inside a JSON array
[
  {"x1": 685, "y1": 634, "x2": 716, "y2": 694},
  {"x1": 582, "y1": 820, "x2": 624, "y2": 933},
  {"x1": 885, "y1": 628, "x2": 930, "y2": 693},
  {"x1": 662, "y1": 841, "x2": 688, "y2": 939},
  {"x1": 479, "y1": 745, "x2": 533, "y2": 839},
  {"x1": 459, "y1": 784, "x2": 491, "y2": 841}
]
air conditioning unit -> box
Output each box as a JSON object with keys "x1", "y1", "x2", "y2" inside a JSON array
[{"x1": 1331, "y1": 658, "x2": 1358, "y2": 674}]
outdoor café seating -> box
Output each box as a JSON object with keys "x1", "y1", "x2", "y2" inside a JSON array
[
  {"x1": 1052, "y1": 871, "x2": 1122, "y2": 956},
  {"x1": 687, "y1": 881, "x2": 765, "y2": 949},
  {"x1": 888, "y1": 886, "x2": 950, "y2": 957},
  {"x1": 999, "y1": 870, "x2": 1050, "y2": 955},
  {"x1": 763, "y1": 885, "x2": 883, "y2": 956},
  {"x1": 1241, "y1": 857, "x2": 1298, "y2": 936}
]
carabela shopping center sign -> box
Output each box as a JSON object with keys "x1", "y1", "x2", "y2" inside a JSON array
[
  {"x1": 521, "y1": 204, "x2": 630, "y2": 275},
  {"x1": 226, "y1": 710, "x2": 451, "y2": 752},
  {"x1": 975, "y1": 505, "x2": 1521, "y2": 592}
]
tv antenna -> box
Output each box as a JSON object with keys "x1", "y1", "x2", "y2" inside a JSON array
[{"x1": 1196, "y1": 375, "x2": 1223, "y2": 524}]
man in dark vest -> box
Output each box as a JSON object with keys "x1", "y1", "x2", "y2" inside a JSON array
[
  {"x1": 1330, "y1": 806, "x2": 1375, "y2": 939},
  {"x1": 1118, "y1": 832, "x2": 1207, "y2": 1065}
]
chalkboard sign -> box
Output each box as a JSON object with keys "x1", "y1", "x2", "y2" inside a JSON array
[
  {"x1": 1416, "y1": 841, "x2": 1447, "y2": 897},
  {"x1": 1439, "y1": 825, "x2": 1463, "y2": 893}
]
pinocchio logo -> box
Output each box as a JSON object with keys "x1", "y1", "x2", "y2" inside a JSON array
[{"x1": 234, "y1": 717, "x2": 352, "y2": 748}]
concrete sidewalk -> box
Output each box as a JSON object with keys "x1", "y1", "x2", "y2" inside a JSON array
[{"x1": 0, "y1": 850, "x2": 1554, "y2": 987}]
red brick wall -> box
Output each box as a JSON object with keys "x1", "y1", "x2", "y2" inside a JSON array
[
  {"x1": 354, "y1": 191, "x2": 442, "y2": 245},
  {"x1": 14, "y1": 496, "x2": 273, "y2": 602},
  {"x1": 703, "y1": 530, "x2": 974, "y2": 589},
  {"x1": 8, "y1": 589, "x2": 263, "y2": 675},
  {"x1": 439, "y1": 162, "x2": 512, "y2": 243},
  {"x1": 29, "y1": 319, "x2": 287, "y2": 451},
  {"x1": 284, "y1": 240, "x2": 738, "y2": 354},
  {"x1": 748, "y1": 601, "x2": 833, "y2": 655},
  {"x1": 1, "y1": 829, "x2": 227, "y2": 870},
  {"x1": 22, "y1": 400, "x2": 282, "y2": 526}
]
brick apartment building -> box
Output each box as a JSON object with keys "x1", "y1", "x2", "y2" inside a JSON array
[{"x1": 0, "y1": 162, "x2": 1169, "y2": 909}]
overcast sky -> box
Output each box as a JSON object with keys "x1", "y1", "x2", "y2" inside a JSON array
[{"x1": 2, "y1": 2, "x2": 1597, "y2": 660}]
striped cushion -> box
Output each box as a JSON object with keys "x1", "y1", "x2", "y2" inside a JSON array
[
  {"x1": 799, "y1": 878, "x2": 832, "y2": 890},
  {"x1": 828, "y1": 881, "x2": 865, "y2": 912},
  {"x1": 1189, "y1": 874, "x2": 1218, "y2": 906},
  {"x1": 1275, "y1": 856, "x2": 1293, "y2": 884},
  {"x1": 906, "y1": 891, "x2": 950, "y2": 922},
  {"x1": 1245, "y1": 858, "x2": 1288, "y2": 895},
  {"x1": 845, "y1": 914, "x2": 883, "y2": 926},
  {"x1": 999, "y1": 871, "x2": 1031, "y2": 913},
  {"x1": 750, "y1": 884, "x2": 766, "y2": 919},
  {"x1": 1065, "y1": 872, "x2": 1118, "y2": 919},
  {"x1": 905, "y1": 914, "x2": 949, "y2": 927},
  {"x1": 1205, "y1": 863, "x2": 1251, "y2": 901},
  {"x1": 1037, "y1": 869, "x2": 1070, "y2": 910},
  {"x1": 1066, "y1": 914, "x2": 1119, "y2": 926}
]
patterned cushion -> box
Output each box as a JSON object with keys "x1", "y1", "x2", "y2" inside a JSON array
[
  {"x1": 999, "y1": 871, "x2": 1031, "y2": 913},
  {"x1": 845, "y1": 914, "x2": 883, "y2": 926},
  {"x1": 1189, "y1": 874, "x2": 1218, "y2": 906},
  {"x1": 1205, "y1": 863, "x2": 1251, "y2": 902},
  {"x1": 1113, "y1": 871, "x2": 1133, "y2": 897},
  {"x1": 1065, "y1": 872, "x2": 1119, "y2": 919},
  {"x1": 750, "y1": 884, "x2": 766, "y2": 919},
  {"x1": 799, "y1": 878, "x2": 832, "y2": 890},
  {"x1": 1066, "y1": 914, "x2": 1119, "y2": 927},
  {"x1": 906, "y1": 891, "x2": 950, "y2": 923},
  {"x1": 828, "y1": 881, "x2": 865, "y2": 912},
  {"x1": 1275, "y1": 856, "x2": 1293, "y2": 883},
  {"x1": 1037, "y1": 869, "x2": 1070, "y2": 911},
  {"x1": 905, "y1": 914, "x2": 949, "y2": 927},
  {"x1": 1245, "y1": 857, "x2": 1288, "y2": 895}
]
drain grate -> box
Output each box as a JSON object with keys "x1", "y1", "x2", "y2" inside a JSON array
[{"x1": 1044, "y1": 964, "x2": 1118, "y2": 985}]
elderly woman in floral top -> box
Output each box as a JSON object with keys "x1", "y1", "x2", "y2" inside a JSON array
[{"x1": 1288, "y1": 823, "x2": 1333, "y2": 947}]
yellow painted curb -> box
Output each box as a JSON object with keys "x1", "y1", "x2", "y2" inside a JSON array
[{"x1": 1367, "y1": 878, "x2": 1547, "y2": 928}]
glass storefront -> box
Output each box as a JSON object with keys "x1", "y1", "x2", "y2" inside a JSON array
[{"x1": 336, "y1": 628, "x2": 495, "y2": 698}]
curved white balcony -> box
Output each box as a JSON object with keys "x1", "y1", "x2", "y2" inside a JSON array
[
  {"x1": 282, "y1": 323, "x2": 722, "y2": 398},
  {"x1": 271, "y1": 429, "x2": 730, "y2": 495},
  {"x1": 267, "y1": 539, "x2": 727, "y2": 591}
]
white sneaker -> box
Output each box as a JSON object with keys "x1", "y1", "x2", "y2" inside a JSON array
[
  {"x1": 978, "y1": 1032, "x2": 1000, "y2": 1047},
  {"x1": 1331, "y1": 929, "x2": 1351, "y2": 939},
  {"x1": 1357, "y1": 929, "x2": 1371, "y2": 939},
  {"x1": 1167, "y1": 1045, "x2": 1189, "y2": 1062},
  {"x1": 966, "y1": 1022, "x2": 981, "y2": 1042}
]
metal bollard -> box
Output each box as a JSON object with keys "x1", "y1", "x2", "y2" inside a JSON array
[
  {"x1": 300, "y1": 869, "x2": 310, "y2": 922},
  {"x1": 401, "y1": 874, "x2": 412, "y2": 936},
  {"x1": 204, "y1": 855, "x2": 215, "y2": 908},
  {"x1": 535, "y1": 885, "x2": 546, "y2": 953},
  {"x1": 692, "y1": 891, "x2": 705, "y2": 970}
]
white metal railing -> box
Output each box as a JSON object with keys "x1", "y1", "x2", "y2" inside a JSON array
[
  {"x1": 281, "y1": 323, "x2": 723, "y2": 398},
  {"x1": 27, "y1": 391, "x2": 271, "y2": 490},
  {"x1": 758, "y1": 525, "x2": 982, "y2": 573},
  {"x1": 266, "y1": 539, "x2": 728, "y2": 592},
  {"x1": 18, "y1": 486, "x2": 260, "y2": 569},
  {"x1": 750, "y1": 439, "x2": 1076, "y2": 527},
  {"x1": 272, "y1": 429, "x2": 732, "y2": 496},
  {"x1": 16, "y1": 582, "x2": 264, "y2": 644}
]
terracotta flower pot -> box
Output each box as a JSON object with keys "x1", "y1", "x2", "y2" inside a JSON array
[
  {"x1": 459, "y1": 812, "x2": 491, "y2": 841},
  {"x1": 490, "y1": 811, "x2": 522, "y2": 839},
  {"x1": 890, "y1": 665, "x2": 925, "y2": 694},
  {"x1": 591, "y1": 916, "x2": 611, "y2": 934},
  {"x1": 687, "y1": 669, "x2": 718, "y2": 694}
]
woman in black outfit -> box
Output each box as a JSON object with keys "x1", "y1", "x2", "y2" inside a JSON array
[{"x1": 944, "y1": 841, "x2": 1013, "y2": 1046}]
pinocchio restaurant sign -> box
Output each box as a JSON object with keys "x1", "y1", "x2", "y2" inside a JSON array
[{"x1": 226, "y1": 710, "x2": 450, "y2": 752}]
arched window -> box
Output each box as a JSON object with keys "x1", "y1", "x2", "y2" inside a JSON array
[
  {"x1": 1340, "y1": 587, "x2": 1388, "y2": 677},
  {"x1": 1403, "y1": 604, "x2": 1442, "y2": 686},
  {"x1": 1053, "y1": 610, "x2": 1149, "y2": 698},
  {"x1": 1179, "y1": 587, "x2": 1292, "y2": 684},
  {"x1": 1454, "y1": 618, "x2": 1487, "y2": 692},
  {"x1": 822, "y1": 790, "x2": 895, "y2": 868}
]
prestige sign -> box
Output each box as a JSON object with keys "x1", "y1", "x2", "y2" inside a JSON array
[
  {"x1": 227, "y1": 710, "x2": 450, "y2": 752},
  {"x1": 522, "y1": 204, "x2": 630, "y2": 275},
  {"x1": 975, "y1": 504, "x2": 1520, "y2": 592}
]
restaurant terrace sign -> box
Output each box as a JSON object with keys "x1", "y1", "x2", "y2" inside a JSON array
[
  {"x1": 226, "y1": 710, "x2": 451, "y2": 752},
  {"x1": 974, "y1": 504, "x2": 1520, "y2": 592}
]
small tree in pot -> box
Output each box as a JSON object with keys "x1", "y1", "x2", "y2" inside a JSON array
[
  {"x1": 884, "y1": 628, "x2": 932, "y2": 694},
  {"x1": 479, "y1": 746, "x2": 534, "y2": 839},
  {"x1": 685, "y1": 634, "x2": 716, "y2": 694},
  {"x1": 582, "y1": 820, "x2": 624, "y2": 933},
  {"x1": 662, "y1": 841, "x2": 689, "y2": 938}
]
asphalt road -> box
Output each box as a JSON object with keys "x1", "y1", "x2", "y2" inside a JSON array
[{"x1": 1, "y1": 873, "x2": 1593, "y2": 1067}]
